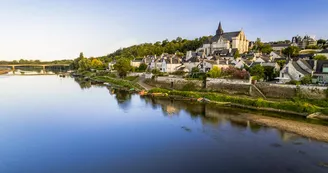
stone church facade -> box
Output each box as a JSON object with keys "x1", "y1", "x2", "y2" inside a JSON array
[{"x1": 197, "y1": 22, "x2": 249, "y2": 55}]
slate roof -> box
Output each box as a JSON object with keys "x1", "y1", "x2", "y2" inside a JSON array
[
  {"x1": 319, "y1": 49, "x2": 328, "y2": 53},
  {"x1": 211, "y1": 31, "x2": 241, "y2": 43},
  {"x1": 292, "y1": 62, "x2": 310, "y2": 75}
]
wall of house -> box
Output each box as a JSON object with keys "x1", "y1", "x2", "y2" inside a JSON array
[
  {"x1": 131, "y1": 62, "x2": 141, "y2": 68},
  {"x1": 282, "y1": 62, "x2": 305, "y2": 81}
]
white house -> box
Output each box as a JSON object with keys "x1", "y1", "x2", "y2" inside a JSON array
[{"x1": 279, "y1": 60, "x2": 312, "y2": 82}]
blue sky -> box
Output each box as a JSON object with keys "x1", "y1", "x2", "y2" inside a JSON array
[{"x1": 0, "y1": 0, "x2": 327, "y2": 60}]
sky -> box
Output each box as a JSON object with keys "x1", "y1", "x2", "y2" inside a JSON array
[{"x1": 0, "y1": 0, "x2": 327, "y2": 61}]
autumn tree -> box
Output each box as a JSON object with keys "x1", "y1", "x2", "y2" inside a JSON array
[{"x1": 91, "y1": 58, "x2": 104, "y2": 69}]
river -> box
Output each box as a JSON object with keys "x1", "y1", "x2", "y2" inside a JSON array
[{"x1": 0, "y1": 75, "x2": 328, "y2": 173}]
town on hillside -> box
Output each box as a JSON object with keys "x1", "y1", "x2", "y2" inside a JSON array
[{"x1": 108, "y1": 22, "x2": 328, "y2": 85}]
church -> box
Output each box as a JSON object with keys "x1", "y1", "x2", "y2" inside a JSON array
[{"x1": 197, "y1": 22, "x2": 249, "y2": 55}]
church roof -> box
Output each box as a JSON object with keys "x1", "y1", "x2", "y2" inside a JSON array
[{"x1": 211, "y1": 31, "x2": 241, "y2": 43}]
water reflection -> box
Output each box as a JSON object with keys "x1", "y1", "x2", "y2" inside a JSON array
[
  {"x1": 74, "y1": 77, "x2": 92, "y2": 89},
  {"x1": 141, "y1": 97, "x2": 305, "y2": 142},
  {"x1": 8, "y1": 67, "x2": 70, "y2": 75}
]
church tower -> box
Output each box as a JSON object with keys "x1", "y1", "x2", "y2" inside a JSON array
[{"x1": 216, "y1": 22, "x2": 224, "y2": 36}]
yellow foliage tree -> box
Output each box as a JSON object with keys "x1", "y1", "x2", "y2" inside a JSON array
[{"x1": 91, "y1": 59, "x2": 104, "y2": 69}]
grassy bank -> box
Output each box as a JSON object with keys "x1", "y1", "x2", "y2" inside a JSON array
[
  {"x1": 148, "y1": 88, "x2": 328, "y2": 115},
  {"x1": 75, "y1": 70, "x2": 142, "y2": 91},
  {"x1": 92, "y1": 76, "x2": 142, "y2": 90}
]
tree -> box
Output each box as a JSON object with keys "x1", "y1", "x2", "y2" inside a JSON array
[
  {"x1": 71, "y1": 52, "x2": 85, "y2": 70},
  {"x1": 263, "y1": 66, "x2": 277, "y2": 81},
  {"x1": 250, "y1": 65, "x2": 265, "y2": 80},
  {"x1": 261, "y1": 44, "x2": 273, "y2": 54},
  {"x1": 137, "y1": 63, "x2": 148, "y2": 72},
  {"x1": 282, "y1": 46, "x2": 300, "y2": 57},
  {"x1": 314, "y1": 55, "x2": 327, "y2": 60},
  {"x1": 276, "y1": 60, "x2": 286, "y2": 70},
  {"x1": 207, "y1": 66, "x2": 221, "y2": 78},
  {"x1": 91, "y1": 58, "x2": 104, "y2": 69},
  {"x1": 234, "y1": 50, "x2": 240, "y2": 59},
  {"x1": 78, "y1": 58, "x2": 92, "y2": 71},
  {"x1": 114, "y1": 58, "x2": 132, "y2": 78}
]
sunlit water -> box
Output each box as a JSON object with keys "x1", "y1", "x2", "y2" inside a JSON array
[{"x1": 0, "y1": 75, "x2": 328, "y2": 173}]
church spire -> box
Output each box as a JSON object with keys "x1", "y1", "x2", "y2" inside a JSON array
[{"x1": 216, "y1": 21, "x2": 224, "y2": 36}]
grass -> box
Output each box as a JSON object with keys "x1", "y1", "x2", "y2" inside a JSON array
[
  {"x1": 92, "y1": 76, "x2": 142, "y2": 90},
  {"x1": 149, "y1": 88, "x2": 322, "y2": 114}
]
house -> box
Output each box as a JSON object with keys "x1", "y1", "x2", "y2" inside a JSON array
[
  {"x1": 230, "y1": 59, "x2": 247, "y2": 69},
  {"x1": 309, "y1": 60, "x2": 328, "y2": 83},
  {"x1": 279, "y1": 59, "x2": 313, "y2": 82},
  {"x1": 270, "y1": 51, "x2": 284, "y2": 61},
  {"x1": 131, "y1": 59, "x2": 143, "y2": 68},
  {"x1": 271, "y1": 43, "x2": 290, "y2": 51},
  {"x1": 254, "y1": 55, "x2": 272, "y2": 63},
  {"x1": 251, "y1": 62, "x2": 280, "y2": 72}
]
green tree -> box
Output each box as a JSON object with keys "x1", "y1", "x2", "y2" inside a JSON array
[
  {"x1": 71, "y1": 52, "x2": 85, "y2": 70},
  {"x1": 137, "y1": 63, "x2": 148, "y2": 72},
  {"x1": 314, "y1": 55, "x2": 327, "y2": 60},
  {"x1": 263, "y1": 66, "x2": 277, "y2": 81},
  {"x1": 261, "y1": 44, "x2": 273, "y2": 54},
  {"x1": 234, "y1": 50, "x2": 240, "y2": 59},
  {"x1": 282, "y1": 46, "x2": 300, "y2": 57},
  {"x1": 78, "y1": 58, "x2": 92, "y2": 71},
  {"x1": 250, "y1": 65, "x2": 265, "y2": 80},
  {"x1": 276, "y1": 60, "x2": 287, "y2": 69},
  {"x1": 114, "y1": 58, "x2": 132, "y2": 78},
  {"x1": 207, "y1": 66, "x2": 221, "y2": 78}
]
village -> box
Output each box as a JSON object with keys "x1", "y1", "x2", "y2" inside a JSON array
[{"x1": 111, "y1": 22, "x2": 328, "y2": 86}]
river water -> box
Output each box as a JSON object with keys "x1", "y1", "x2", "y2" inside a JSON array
[{"x1": 0, "y1": 75, "x2": 328, "y2": 173}]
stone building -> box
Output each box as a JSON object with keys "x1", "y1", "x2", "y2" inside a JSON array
[
  {"x1": 291, "y1": 35, "x2": 317, "y2": 49},
  {"x1": 197, "y1": 22, "x2": 249, "y2": 55}
]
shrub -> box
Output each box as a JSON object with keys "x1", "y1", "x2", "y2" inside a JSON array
[
  {"x1": 300, "y1": 75, "x2": 312, "y2": 84},
  {"x1": 207, "y1": 66, "x2": 221, "y2": 78}
]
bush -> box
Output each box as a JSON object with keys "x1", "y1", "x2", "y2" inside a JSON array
[
  {"x1": 300, "y1": 75, "x2": 312, "y2": 85},
  {"x1": 171, "y1": 70, "x2": 185, "y2": 76},
  {"x1": 181, "y1": 82, "x2": 198, "y2": 91},
  {"x1": 207, "y1": 66, "x2": 221, "y2": 78}
]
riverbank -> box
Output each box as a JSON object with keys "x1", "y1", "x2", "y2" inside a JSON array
[
  {"x1": 0, "y1": 70, "x2": 10, "y2": 75},
  {"x1": 244, "y1": 113, "x2": 328, "y2": 143},
  {"x1": 147, "y1": 88, "x2": 328, "y2": 117},
  {"x1": 73, "y1": 71, "x2": 142, "y2": 91}
]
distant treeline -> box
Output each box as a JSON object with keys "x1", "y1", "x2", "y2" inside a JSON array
[
  {"x1": 96, "y1": 36, "x2": 211, "y2": 63},
  {"x1": 0, "y1": 59, "x2": 73, "y2": 65}
]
